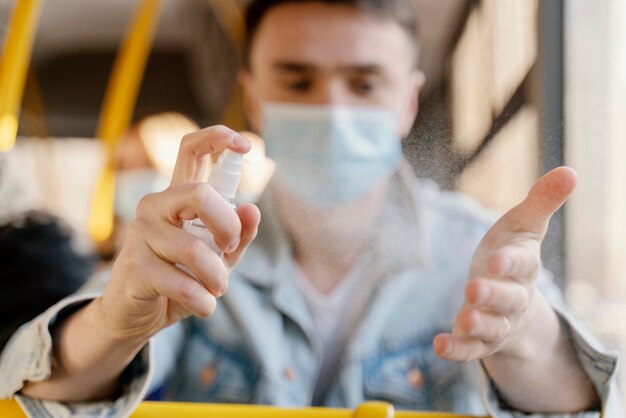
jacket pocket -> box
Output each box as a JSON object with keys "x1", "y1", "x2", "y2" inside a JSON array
[
  {"x1": 362, "y1": 336, "x2": 463, "y2": 411},
  {"x1": 171, "y1": 319, "x2": 261, "y2": 403}
]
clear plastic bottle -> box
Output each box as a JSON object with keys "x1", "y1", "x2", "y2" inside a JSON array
[{"x1": 182, "y1": 149, "x2": 244, "y2": 259}]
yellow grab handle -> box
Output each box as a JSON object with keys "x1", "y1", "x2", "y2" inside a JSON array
[
  {"x1": 132, "y1": 402, "x2": 352, "y2": 418},
  {"x1": 88, "y1": 0, "x2": 162, "y2": 242},
  {"x1": 0, "y1": 400, "x2": 25, "y2": 417},
  {"x1": 0, "y1": 0, "x2": 42, "y2": 152},
  {"x1": 353, "y1": 402, "x2": 394, "y2": 418},
  {"x1": 130, "y1": 401, "x2": 480, "y2": 418},
  {"x1": 0, "y1": 399, "x2": 485, "y2": 418}
]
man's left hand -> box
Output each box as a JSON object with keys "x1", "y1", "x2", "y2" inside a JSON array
[{"x1": 433, "y1": 166, "x2": 578, "y2": 362}]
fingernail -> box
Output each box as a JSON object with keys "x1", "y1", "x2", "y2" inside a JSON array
[
  {"x1": 218, "y1": 285, "x2": 229, "y2": 297},
  {"x1": 232, "y1": 134, "x2": 249, "y2": 148}
]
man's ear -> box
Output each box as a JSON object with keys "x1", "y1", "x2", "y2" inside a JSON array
[
  {"x1": 400, "y1": 70, "x2": 426, "y2": 138},
  {"x1": 239, "y1": 70, "x2": 262, "y2": 133}
]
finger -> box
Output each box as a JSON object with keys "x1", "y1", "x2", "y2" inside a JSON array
[
  {"x1": 110, "y1": 239, "x2": 215, "y2": 319},
  {"x1": 223, "y1": 203, "x2": 261, "y2": 267},
  {"x1": 171, "y1": 125, "x2": 250, "y2": 187},
  {"x1": 486, "y1": 245, "x2": 539, "y2": 281},
  {"x1": 505, "y1": 166, "x2": 577, "y2": 235},
  {"x1": 143, "y1": 220, "x2": 229, "y2": 297},
  {"x1": 149, "y1": 259, "x2": 218, "y2": 317},
  {"x1": 140, "y1": 184, "x2": 242, "y2": 252},
  {"x1": 456, "y1": 308, "x2": 511, "y2": 342},
  {"x1": 433, "y1": 333, "x2": 489, "y2": 362},
  {"x1": 466, "y1": 278, "x2": 530, "y2": 316}
]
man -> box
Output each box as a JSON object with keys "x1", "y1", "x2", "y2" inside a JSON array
[{"x1": 0, "y1": 0, "x2": 620, "y2": 417}]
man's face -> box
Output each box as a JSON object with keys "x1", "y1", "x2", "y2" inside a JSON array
[{"x1": 241, "y1": 2, "x2": 425, "y2": 137}]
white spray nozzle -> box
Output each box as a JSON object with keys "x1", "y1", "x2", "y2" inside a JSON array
[{"x1": 208, "y1": 149, "x2": 244, "y2": 201}]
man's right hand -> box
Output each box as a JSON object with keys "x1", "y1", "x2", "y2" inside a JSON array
[
  {"x1": 21, "y1": 126, "x2": 260, "y2": 401},
  {"x1": 101, "y1": 125, "x2": 261, "y2": 342}
]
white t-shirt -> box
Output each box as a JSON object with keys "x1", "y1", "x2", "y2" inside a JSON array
[
  {"x1": 296, "y1": 264, "x2": 362, "y2": 405},
  {"x1": 293, "y1": 262, "x2": 363, "y2": 357}
]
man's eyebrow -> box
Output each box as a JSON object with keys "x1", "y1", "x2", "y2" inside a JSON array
[
  {"x1": 273, "y1": 62, "x2": 316, "y2": 73},
  {"x1": 344, "y1": 64, "x2": 385, "y2": 75},
  {"x1": 273, "y1": 62, "x2": 385, "y2": 75}
]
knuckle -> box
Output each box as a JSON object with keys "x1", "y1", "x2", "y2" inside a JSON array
[
  {"x1": 125, "y1": 218, "x2": 148, "y2": 241},
  {"x1": 461, "y1": 349, "x2": 475, "y2": 363},
  {"x1": 182, "y1": 235, "x2": 207, "y2": 265},
  {"x1": 136, "y1": 192, "x2": 158, "y2": 218},
  {"x1": 512, "y1": 289, "x2": 530, "y2": 314},
  {"x1": 209, "y1": 124, "x2": 235, "y2": 138},
  {"x1": 179, "y1": 279, "x2": 199, "y2": 304},
  {"x1": 496, "y1": 320, "x2": 510, "y2": 340},
  {"x1": 180, "y1": 132, "x2": 196, "y2": 151},
  {"x1": 191, "y1": 183, "x2": 213, "y2": 208},
  {"x1": 118, "y1": 250, "x2": 143, "y2": 276}
]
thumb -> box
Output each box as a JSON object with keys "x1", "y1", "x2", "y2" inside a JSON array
[{"x1": 505, "y1": 166, "x2": 578, "y2": 235}]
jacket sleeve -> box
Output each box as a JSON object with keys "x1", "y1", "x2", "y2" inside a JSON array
[
  {"x1": 0, "y1": 290, "x2": 159, "y2": 418},
  {"x1": 479, "y1": 267, "x2": 622, "y2": 418}
]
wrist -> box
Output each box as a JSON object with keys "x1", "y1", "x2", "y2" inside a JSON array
[
  {"x1": 90, "y1": 297, "x2": 152, "y2": 347},
  {"x1": 29, "y1": 299, "x2": 149, "y2": 401},
  {"x1": 55, "y1": 299, "x2": 147, "y2": 376}
]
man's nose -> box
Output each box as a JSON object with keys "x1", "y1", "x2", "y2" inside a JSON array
[{"x1": 316, "y1": 78, "x2": 351, "y2": 106}]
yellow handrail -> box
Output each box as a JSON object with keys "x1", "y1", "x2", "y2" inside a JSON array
[
  {"x1": 207, "y1": 0, "x2": 247, "y2": 131},
  {"x1": 88, "y1": 0, "x2": 162, "y2": 242},
  {"x1": 0, "y1": 0, "x2": 42, "y2": 152},
  {"x1": 0, "y1": 400, "x2": 485, "y2": 418}
]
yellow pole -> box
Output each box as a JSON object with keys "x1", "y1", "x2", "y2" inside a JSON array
[
  {"x1": 207, "y1": 0, "x2": 247, "y2": 131},
  {"x1": 88, "y1": 0, "x2": 162, "y2": 242},
  {"x1": 0, "y1": 0, "x2": 42, "y2": 152}
]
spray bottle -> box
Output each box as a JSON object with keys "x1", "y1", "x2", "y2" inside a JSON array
[{"x1": 182, "y1": 149, "x2": 243, "y2": 260}]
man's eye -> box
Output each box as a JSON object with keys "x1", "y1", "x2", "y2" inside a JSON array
[
  {"x1": 286, "y1": 79, "x2": 312, "y2": 92},
  {"x1": 352, "y1": 79, "x2": 376, "y2": 94}
]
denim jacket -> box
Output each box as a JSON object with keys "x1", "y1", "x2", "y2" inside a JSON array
[{"x1": 1, "y1": 162, "x2": 621, "y2": 417}]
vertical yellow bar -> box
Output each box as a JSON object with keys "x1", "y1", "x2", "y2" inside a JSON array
[
  {"x1": 207, "y1": 0, "x2": 247, "y2": 131},
  {"x1": 88, "y1": 0, "x2": 162, "y2": 242},
  {"x1": 0, "y1": 0, "x2": 42, "y2": 152}
]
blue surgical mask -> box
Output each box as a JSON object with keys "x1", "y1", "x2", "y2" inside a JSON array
[
  {"x1": 114, "y1": 169, "x2": 169, "y2": 223},
  {"x1": 262, "y1": 102, "x2": 402, "y2": 207}
]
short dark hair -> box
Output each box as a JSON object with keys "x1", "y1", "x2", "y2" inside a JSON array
[{"x1": 243, "y1": 0, "x2": 420, "y2": 68}]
